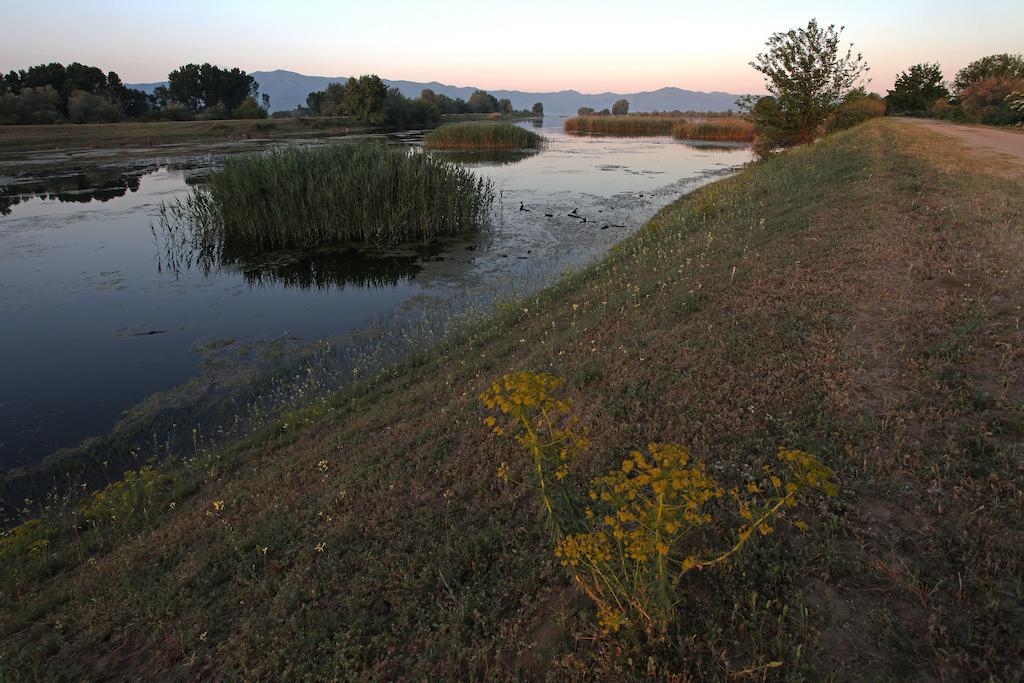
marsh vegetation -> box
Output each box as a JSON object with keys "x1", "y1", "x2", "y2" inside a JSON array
[
  {"x1": 671, "y1": 117, "x2": 755, "y2": 142},
  {"x1": 161, "y1": 142, "x2": 495, "y2": 254},
  {"x1": 423, "y1": 122, "x2": 544, "y2": 150}
]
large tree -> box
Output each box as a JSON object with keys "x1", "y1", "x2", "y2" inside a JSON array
[
  {"x1": 343, "y1": 75, "x2": 388, "y2": 125},
  {"x1": 468, "y1": 89, "x2": 499, "y2": 114},
  {"x1": 750, "y1": 19, "x2": 869, "y2": 142},
  {"x1": 953, "y1": 53, "x2": 1024, "y2": 92},
  {"x1": 887, "y1": 63, "x2": 949, "y2": 113},
  {"x1": 167, "y1": 63, "x2": 259, "y2": 114},
  {"x1": 612, "y1": 98, "x2": 629, "y2": 115}
]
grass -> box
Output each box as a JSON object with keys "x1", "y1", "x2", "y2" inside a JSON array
[
  {"x1": 163, "y1": 142, "x2": 494, "y2": 251},
  {"x1": 564, "y1": 115, "x2": 678, "y2": 136},
  {"x1": 423, "y1": 122, "x2": 544, "y2": 150},
  {"x1": 672, "y1": 117, "x2": 756, "y2": 142},
  {"x1": 2, "y1": 119, "x2": 1023, "y2": 679}
]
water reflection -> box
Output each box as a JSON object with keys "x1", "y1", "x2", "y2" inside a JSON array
[
  {"x1": 435, "y1": 148, "x2": 540, "y2": 167},
  {"x1": 228, "y1": 248, "x2": 424, "y2": 291},
  {"x1": 0, "y1": 167, "x2": 151, "y2": 215}
]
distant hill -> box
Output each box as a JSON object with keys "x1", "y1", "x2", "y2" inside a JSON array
[{"x1": 129, "y1": 69, "x2": 742, "y2": 116}]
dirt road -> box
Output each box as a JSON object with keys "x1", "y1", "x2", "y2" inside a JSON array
[{"x1": 900, "y1": 118, "x2": 1024, "y2": 176}]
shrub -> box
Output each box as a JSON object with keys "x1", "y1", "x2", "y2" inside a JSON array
[
  {"x1": 825, "y1": 93, "x2": 886, "y2": 132},
  {"x1": 1008, "y1": 91, "x2": 1024, "y2": 123},
  {"x1": 232, "y1": 96, "x2": 268, "y2": 119},
  {"x1": 79, "y1": 466, "x2": 170, "y2": 526},
  {"x1": 481, "y1": 372, "x2": 837, "y2": 631},
  {"x1": 423, "y1": 123, "x2": 543, "y2": 150},
  {"x1": 0, "y1": 85, "x2": 63, "y2": 124},
  {"x1": 0, "y1": 519, "x2": 52, "y2": 561},
  {"x1": 960, "y1": 77, "x2": 1024, "y2": 125},
  {"x1": 67, "y1": 90, "x2": 121, "y2": 123}
]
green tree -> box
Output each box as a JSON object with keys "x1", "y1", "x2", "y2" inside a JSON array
[
  {"x1": 68, "y1": 90, "x2": 121, "y2": 123},
  {"x1": 497, "y1": 98, "x2": 513, "y2": 114},
  {"x1": 531, "y1": 101, "x2": 544, "y2": 116},
  {"x1": 232, "y1": 97, "x2": 268, "y2": 119},
  {"x1": 468, "y1": 89, "x2": 499, "y2": 113},
  {"x1": 953, "y1": 53, "x2": 1024, "y2": 92},
  {"x1": 750, "y1": 19, "x2": 869, "y2": 142},
  {"x1": 886, "y1": 63, "x2": 948, "y2": 113},
  {"x1": 612, "y1": 98, "x2": 629, "y2": 115},
  {"x1": 577, "y1": 106, "x2": 596, "y2": 116},
  {"x1": 307, "y1": 82, "x2": 348, "y2": 116},
  {"x1": 343, "y1": 75, "x2": 388, "y2": 125},
  {"x1": 167, "y1": 63, "x2": 258, "y2": 114},
  {"x1": 0, "y1": 85, "x2": 64, "y2": 124}
]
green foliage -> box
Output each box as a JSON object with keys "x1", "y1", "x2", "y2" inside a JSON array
[
  {"x1": 68, "y1": 90, "x2": 121, "y2": 123},
  {"x1": 167, "y1": 62, "x2": 259, "y2": 115},
  {"x1": 423, "y1": 122, "x2": 544, "y2": 150},
  {"x1": 826, "y1": 91, "x2": 886, "y2": 132},
  {"x1": 1008, "y1": 90, "x2": 1024, "y2": 122},
  {"x1": 481, "y1": 372, "x2": 837, "y2": 631},
  {"x1": 79, "y1": 466, "x2": 170, "y2": 526},
  {"x1": 960, "y1": 77, "x2": 1024, "y2": 125},
  {"x1": 0, "y1": 85, "x2": 64, "y2": 124},
  {"x1": 531, "y1": 101, "x2": 544, "y2": 116},
  {"x1": 468, "y1": 89, "x2": 499, "y2": 114},
  {"x1": 0, "y1": 62, "x2": 151, "y2": 122},
  {"x1": 231, "y1": 96, "x2": 268, "y2": 120},
  {"x1": 749, "y1": 19, "x2": 869, "y2": 143},
  {"x1": 612, "y1": 98, "x2": 630, "y2": 116},
  {"x1": 953, "y1": 53, "x2": 1024, "y2": 92},
  {"x1": 0, "y1": 519, "x2": 52, "y2": 561},
  {"x1": 887, "y1": 63, "x2": 949, "y2": 113},
  {"x1": 163, "y1": 142, "x2": 495, "y2": 252},
  {"x1": 343, "y1": 75, "x2": 388, "y2": 126}
]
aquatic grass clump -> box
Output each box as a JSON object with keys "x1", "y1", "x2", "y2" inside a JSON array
[
  {"x1": 166, "y1": 142, "x2": 495, "y2": 252},
  {"x1": 564, "y1": 116, "x2": 678, "y2": 136},
  {"x1": 672, "y1": 117, "x2": 755, "y2": 143},
  {"x1": 423, "y1": 122, "x2": 544, "y2": 150}
]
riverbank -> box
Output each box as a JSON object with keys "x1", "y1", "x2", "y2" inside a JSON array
[
  {"x1": 0, "y1": 113, "x2": 539, "y2": 172},
  {"x1": 1, "y1": 119, "x2": 1021, "y2": 679}
]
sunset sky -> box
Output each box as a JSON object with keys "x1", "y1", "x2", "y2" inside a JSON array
[{"x1": 1, "y1": 0, "x2": 1021, "y2": 94}]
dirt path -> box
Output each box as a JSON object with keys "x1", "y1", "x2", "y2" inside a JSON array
[{"x1": 900, "y1": 118, "x2": 1024, "y2": 176}]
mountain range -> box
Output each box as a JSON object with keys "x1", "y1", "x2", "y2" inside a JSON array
[{"x1": 129, "y1": 69, "x2": 742, "y2": 116}]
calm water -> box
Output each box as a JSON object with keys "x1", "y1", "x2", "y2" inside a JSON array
[{"x1": 0, "y1": 120, "x2": 750, "y2": 470}]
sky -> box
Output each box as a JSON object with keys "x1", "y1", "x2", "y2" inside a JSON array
[{"x1": 1, "y1": 0, "x2": 1021, "y2": 94}]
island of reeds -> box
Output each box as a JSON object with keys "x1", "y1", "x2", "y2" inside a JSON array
[
  {"x1": 423, "y1": 122, "x2": 544, "y2": 151},
  {"x1": 164, "y1": 142, "x2": 495, "y2": 253},
  {"x1": 564, "y1": 115, "x2": 676, "y2": 136},
  {"x1": 671, "y1": 117, "x2": 755, "y2": 142},
  {"x1": 563, "y1": 115, "x2": 756, "y2": 142}
]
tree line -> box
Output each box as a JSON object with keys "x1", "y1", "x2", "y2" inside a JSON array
[
  {"x1": 735, "y1": 20, "x2": 1023, "y2": 155},
  {"x1": 292, "y1": 75, "x2": 543, "y2": 127},
  {"x1": 0, "y1": 62, "x2": 269, "y2": 124}
]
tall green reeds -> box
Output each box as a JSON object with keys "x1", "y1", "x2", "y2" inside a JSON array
[
  {"x1": 424, "y1": 123, "x2": 544, "y2": 150},
  {"x1": 564, "y1": 116, "x2": 677, "y2": 136},
  {"x1": 671, "y1": 117, "x2": 755, "y2": 142},
  {"x1": 163, "y1": 142, "x2": 495, "y2": 253}
]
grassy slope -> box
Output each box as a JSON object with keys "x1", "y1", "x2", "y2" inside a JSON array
[{"x1": 2, "y1": 119, "x2": 1022, "y2": 680}]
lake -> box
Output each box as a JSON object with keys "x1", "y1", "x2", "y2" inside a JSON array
[{"x1": 0, "y1": 119, "x2": 751, "y2": 477}]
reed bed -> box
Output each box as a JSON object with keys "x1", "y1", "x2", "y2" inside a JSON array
[
  {"x1": 671, "y1": 117, "x2": 755, "y2": 142},
  {"x1": 563, "y1": 116, "x2": 678, "y2": 136},
  {"x1": 423, "y1": 123, "x2": 544, "y2": 150},
  {"x1": 162, "y1": 142, "x2": 494, "y2": 253}
]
